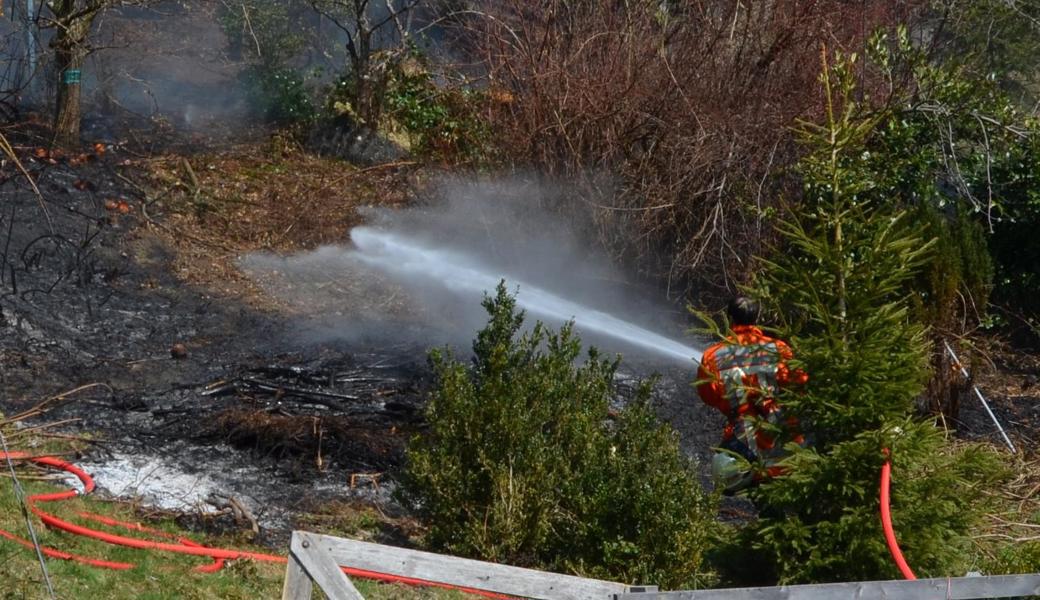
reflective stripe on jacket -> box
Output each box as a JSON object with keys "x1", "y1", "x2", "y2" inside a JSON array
[{"x1": 696, "y1": 325, "x2": 807, "y2": 475}]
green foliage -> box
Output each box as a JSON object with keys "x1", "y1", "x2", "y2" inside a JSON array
[
  {"x1": 241, "y1": 65, "x2": 317, "y2": 125},
  {"x1": 912, "y1": 203, "x2": 993, "y2": 329},
  {"x1": 863, "y1": 27, "x2": 1040, "y2": 332},
  {"x1": 745, "y1": 422, "x2": 1004, "y2": 582},
  {"x1": 928, "y1": 0, "x2": 1040, "y2": 108},
  {"x1": 743, "y1": 53, "x2": 1007, "y2": 584},
  {"x1": 219, "y1": 0, "x2": 317, "y2": 125},
  {"x1": 756, "y1": 53, "x2": 934, "y2": 446},
  {"x1": 984, "y1": 538, "x2": 1040, "y2": 575},
  {"x1": 218, "y1": 0, "x2": 307, "y2": 68},
  {"x1": 986, "y1": 131, "x2": 1040, "y2": 338},
  {"x1": 327, "y1": 50, "x2": 491, "y2": 162},
  {"x1": 399, "y1": 282, "x2": 717, "y2": 589},
  {"x1": 383, "y1": 66, "x2": 490, "y2": 163}
]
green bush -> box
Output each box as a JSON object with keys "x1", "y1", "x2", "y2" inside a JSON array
[
  {"x1": 383, "y1": 65, "x2": 490, "y2": 162},
  {"x1": 744, "y1": 422, "x2": 1004, "y2": 582},
  {"x1": 912, "y1": 203, "x2": 993, "y2": 330},
  {"x1": 738, "y1": 53, "x2": 1007, "y2": 584},
  {"x1": 241, "y1": 65, "x2": 316, "y2": 125},
  {"x1": 854, "y1": 27, "x2": 1039, "y2": 333},
  {"x1": 399, "y1": 282, "x2": 717, "y2": 589},
  {"x1": 986, "y1": 130, "x2": 1040, "y2": 342},
  {"x1": 219, "y1": 0, "x2": 317, "y2": 125}
]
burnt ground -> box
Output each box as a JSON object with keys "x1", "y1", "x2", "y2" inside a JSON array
[
  {"x1": 0, "y1": 0, "x2": 731, "y2": 547},
  {"x1": 0, "y1": 116, "x2": 721, "y2": 546},
  {"x1": 958, "y1": 342, "x2": 1040, "y2": 450},
  {"x1": 0, "y1": 123, "x2": 434, "y2": 544},
  {"x1": 0, "y1": 116, "x2": 733, "y2": 543},
  {"x1": 1, "y1": 113, "x2": 1037, "y2": 549}
]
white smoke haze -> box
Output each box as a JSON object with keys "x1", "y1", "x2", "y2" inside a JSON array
[
  {"x1": 240, "y1": 176, "x2": 704, "y2": 364},
  {"x1": 0, "y1": 0, "x2": 472, "y2": 140},
  {"x1": 0, "y1": 1, "x2": 341, "y2": 139}
]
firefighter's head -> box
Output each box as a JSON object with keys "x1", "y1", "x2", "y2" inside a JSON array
[{"x1": 727, "y1": 296, "x2": 760, "y2": 326}]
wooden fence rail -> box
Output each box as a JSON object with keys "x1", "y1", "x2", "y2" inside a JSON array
[
  {"x1": 283, "y1": 530, "x2": 1040, "y2": 600},
  {"x1": 283, "y1": 531, "x2": 365, "y2": 600},
  {"x1": 282, "y1": 530, "x2": 644, "y2": 600},
  {"x1": 613, "y1": 574, "x2": 1040, "y2": 600}
]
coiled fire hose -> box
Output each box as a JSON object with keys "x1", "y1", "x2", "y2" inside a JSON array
[
  {"x1": 0, "y1": 451, "x2": 508, "y2": 598},
  {"x1": 881, "y1": 448, "x2": 916, "y2": 580},
  {"x1": 3, "y1": 449, "x2": 919, "y2": 590}
]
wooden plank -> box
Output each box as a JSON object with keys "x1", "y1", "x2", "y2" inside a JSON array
[
  {"x1": 291, "y1": 531, "x2": 366, "y2": 600},
  {"x1": 312, "y1": 534, "x2": 628, "y2": 600},
  {"x1": 281, "y1": 551, "x2": 313, "y2": 600},
  {"x1": 611, "y1": 574, "x2": 1040, "y2": 600}
]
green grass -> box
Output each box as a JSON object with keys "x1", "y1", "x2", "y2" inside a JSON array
[
  {"x1": 0, "y1": 475, "x2": 284, "y2": 599},
  {"x1": 0, "y1": 434, "x2": 462, "y2": 599}
]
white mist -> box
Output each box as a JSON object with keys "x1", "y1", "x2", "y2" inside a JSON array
[{"x1": 349, "y1": 227, "x2": 703, "y2": 363}]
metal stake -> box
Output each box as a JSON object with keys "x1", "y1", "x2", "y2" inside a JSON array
[
  {"x1": 943, "y1": 340, "x2": 1016, "y2": 453},
  {"x1": 0, "y1": 427, "x2": 56, "y2": 598}
]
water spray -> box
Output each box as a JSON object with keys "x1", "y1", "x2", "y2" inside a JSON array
[{"x1": 349, "y1": 227, "x2": 703, "y2": 364}]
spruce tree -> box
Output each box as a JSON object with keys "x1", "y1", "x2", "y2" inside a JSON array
[{"x1": 738, "y1": 53, "x2": 1005, "y2": 583}]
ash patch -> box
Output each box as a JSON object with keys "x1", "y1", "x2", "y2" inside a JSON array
[
  {"x1": 69, "y1": 450, "x2": 238, "y2": 515},
  {"x1": 66, "y1": 438, "x2": 399, "y2": 540}
]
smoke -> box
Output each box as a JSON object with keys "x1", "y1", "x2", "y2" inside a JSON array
[
  {"x1": 1, "y1": 0, "x2": 457, "y2": 143},
  {"x1": 82, "y1": 2, "x2": 265, "y2": 137},
  {"x1": 7, "y1": 1, "x2": 341, "y2": 140},
  {"x1": 240, "y1": 176, "x2": 703, "y2": 363}
]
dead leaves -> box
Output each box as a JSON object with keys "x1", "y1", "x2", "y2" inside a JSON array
[
  {"x1": 31, "y1": 141, "x2": 107, "y2": 167},
  {"x1": 73, "y1": 178, "x2": 96, "y2": 192},
  {"x1": 33, "y1": 147, "x2": 59, "y2": 165},
  {"x1": 103, "y1": 199, "x2": 131, "y2": 214}
]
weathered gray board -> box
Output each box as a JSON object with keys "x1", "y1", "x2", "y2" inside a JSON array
[
  {"x1": 281, "y1": 551, "x2": 315, "y2": 600},
  {"x1": 283, "y1": 531, "x2": 365, "y2": 600},
  {"x1": 310, "y1": 533, "x2": 630, "y2": 600},
  {"x1": 612, "y1": 574, "x2": 1040, "y2": 600}
]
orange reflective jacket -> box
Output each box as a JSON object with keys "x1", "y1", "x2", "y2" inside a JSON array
[{"x1": 696, "y1": 325, "x2": 808, "y2": 476}]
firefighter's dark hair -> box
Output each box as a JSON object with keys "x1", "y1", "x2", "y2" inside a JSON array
[{"x1": 727, "y1": 296, "x2": 760, "y2": 326}]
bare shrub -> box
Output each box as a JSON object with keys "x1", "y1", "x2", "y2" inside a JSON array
[{"x1": 452, "y1": 0, "x2": 919, "y2": 301}]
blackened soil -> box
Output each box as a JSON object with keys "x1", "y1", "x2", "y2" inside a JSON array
[
  {"x1": 0, "y1": 136, "x2": 432, "y2": 543},
  {"x1": 959, "y1": 345, "x2": 1040, "y2": 450}
]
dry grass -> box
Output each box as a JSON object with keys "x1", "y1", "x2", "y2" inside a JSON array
[
  {"x1": 970, "y1": 450, "x2": 1040, "y2": 573},
  {"x1": 916, "y1": 338, "x2": 1040, "y2": 572},
  {"x1": 297, "y1": 500, "x2": 426, "y2": 546},
  {"x1": 213, "y1": 408, "x2": 409, "y2": 471},
  {"x1": 119, "y1": 137, "x2": 429, "y2": 311}
]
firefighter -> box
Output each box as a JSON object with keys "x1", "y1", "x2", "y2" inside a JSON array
[{"x1": 696, "y1": 296, "x2": 807, "y2": 494}]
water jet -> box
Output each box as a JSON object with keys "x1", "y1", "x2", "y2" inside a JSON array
[{"x1": 349, "y1": 226, "x2": 703, "y2": 364}]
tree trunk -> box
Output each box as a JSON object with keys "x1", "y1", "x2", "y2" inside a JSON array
[
  {"x1": 351, "y1": 30, "x2": 381, "y2": 126},
  {"x1": 920, "y1": 343, "x2": 966, "y2": 422},
  {"x1": 52, "y1": 18, "x2": 93, "y2": 149}
]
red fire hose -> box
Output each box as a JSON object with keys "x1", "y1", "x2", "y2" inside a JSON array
[
  {"x1": 880, "y1": 449, "x2": 916, "y2": 580},
  {"x1": 2, "y1": 450, "x2": 918, "y2": 591},
  {"x1": 0, "y1": 452, "x2": 508, "y2": 598}
]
